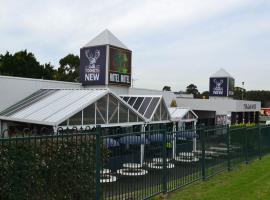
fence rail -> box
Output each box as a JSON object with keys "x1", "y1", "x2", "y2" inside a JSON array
[{"x1": 1, "y1": 125, "x2": 270, "y2": 200}]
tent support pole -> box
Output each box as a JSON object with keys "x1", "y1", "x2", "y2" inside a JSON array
[
  {"x1": 140, "y1": 124, "x2": 146, "y2": 165},
  {"x1": 193, "y1": 121, "x2": 197, "y2": 152},
  {"x1": 172, "y1": 122, "x2": 176, "y2": 159}
]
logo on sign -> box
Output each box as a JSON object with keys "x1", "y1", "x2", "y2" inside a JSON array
[
  {"x1": 213, "y1": 79, "x2": 224, "y2": 95},
  {"x1": 84, "y1": 49, "x2": 101, "y2": 81}
]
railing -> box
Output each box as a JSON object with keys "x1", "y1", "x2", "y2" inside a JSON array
[{"x1": 1, "y1": 125, "x2": 270, "y2": 200}]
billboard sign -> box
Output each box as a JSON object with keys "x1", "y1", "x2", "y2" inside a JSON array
[
  {"x1": 80, "y1": 45, "x2": 106, "y2": 85},
  {"x1": 109, "y1": 46, "x2": 131, "y2": 86},
  {"x1": 209, "y1": 77, "x2": 228, "y2": 97}
]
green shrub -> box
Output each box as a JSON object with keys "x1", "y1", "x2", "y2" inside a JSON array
[{"x1": 0, "y1": 134, "x2": 108, "y2": 200}]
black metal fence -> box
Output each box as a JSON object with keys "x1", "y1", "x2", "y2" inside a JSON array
[{"x1": 1, "y1": 125, "x2": 270, "y2": 200}]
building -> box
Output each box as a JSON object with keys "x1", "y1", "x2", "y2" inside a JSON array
[
  {"x1": 0, "y1": 30, "x2": 197, "y2": 135},
  {"x1": 0, "y1": 30, "x2": 260, "y2": 134}
]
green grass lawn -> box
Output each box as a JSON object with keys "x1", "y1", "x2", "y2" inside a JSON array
[{"x1": 167, "y1": 155, "x2": 270, "y2": 200}]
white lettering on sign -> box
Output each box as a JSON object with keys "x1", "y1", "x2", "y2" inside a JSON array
[
  {"x1": 82, "y1": 48, "x2": 102, "y2": 83},
  {"x1": 213, "y1": 90, "x2": 223, "y2": 95},
  {"x1": 120, "y1": 75, "x2": 130, "y2": 83},
  {"x1": 85, "y1": 73, "x2": 100, "y2": 81},
  {"x1": 110, "y1": 73, "x2": 130, "y2": 84},
  {"x1": 110, "y1": 73, "x2": 120, "y2": 82},
  {"x1": 213, "y1": 79, "x2": 224, "y2": 95},
  {"x1": 244, "y1": 104, "x2": 256, "y2": 110}
]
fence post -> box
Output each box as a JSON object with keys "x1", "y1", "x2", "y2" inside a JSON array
[
  {"x1": 162, "y1": 128, "x2": 167, "y2": 194},
  {"x1": 201, "y1": 127, "x2": 206, "y2": 181},
  {"x1": 96, "y1": 125, "x2": 101, "y2": 200},
  {"x1": 244, "y1": 126, "x2": 248, "y2": 164},
  {"x1": 258, "y1": 125, "x2": 262, "y2": 160},
  {"x1": 226, "y1": 125, "x2": 231, "y2": 171}
]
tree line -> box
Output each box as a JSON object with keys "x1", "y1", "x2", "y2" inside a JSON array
[
  {"x1": 1, "y1": 50, "x2": 270, "y2": 107},
  {"x1": 0, "y1": 50, "x2": 80, "y2": 82}
]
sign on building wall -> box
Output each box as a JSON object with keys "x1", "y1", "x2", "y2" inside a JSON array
[
  {"x1": 228, "y1": 78, "x2": 235, "y2": 96},
  {"x1": 109, "y1": 46, "x2": 131, "y2": 86},
  {"x1": 80, "y1": 45, "x2": 106, "y2": 85},
  {"x1": 209, "y1": 77, "x2": 228, "y2": 97}
]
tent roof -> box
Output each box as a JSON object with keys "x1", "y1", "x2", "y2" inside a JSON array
[
  {"x1": 0, "y1": 89, "x2": 146, "y2": 126},
  {"x1": 84, "y1": 29, "x2": 129, "y2": 50},
  {"x1": 168, "y1": 107, "x2": 198, "y2": 122},
  {"x1": 210, "y1": 68, "x2": 233, "y2": 78},
  {"x1": 120, "y1": 94, "x2": 170, "y2": 122}
]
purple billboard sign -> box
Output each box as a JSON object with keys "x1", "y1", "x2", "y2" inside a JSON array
[
  {"x1": 209, "y1": 77, "x2": 228, "y2": 97},
  {"x1": 80, "y1": 45, "x2": 106, "y2": 85}
]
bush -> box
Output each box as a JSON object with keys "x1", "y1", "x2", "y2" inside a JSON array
[{"x1": 0, "y1": 134, "x2": 108, "y2": 200}]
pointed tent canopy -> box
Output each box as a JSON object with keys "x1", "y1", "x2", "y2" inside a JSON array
[
  {"x1": 119, "y1": 95, "x2": 170, "y2": 123},
  {"x1": 168, "y1": 107, "x2": 198, "y2": 122},
  {"x1": 0, "y1": 89, "x2": 146, "y2": 127},
  {"x1": 210, "y1": 68, "x2": 233, "y2": 78},
  {"x1": 84, "y1": 29, "x2": 129, "y2": 50}
]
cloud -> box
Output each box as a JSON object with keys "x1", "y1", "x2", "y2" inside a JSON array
[{"x1": 0, "y1": 0, "x2": 269, "y2": 91}]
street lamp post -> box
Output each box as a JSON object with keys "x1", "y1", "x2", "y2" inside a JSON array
[
  {"x1": 242, "y1": 81, "x2": 245, "y2": 124},
  {"x1": 242, "y1": 82, "x2": 245, "y2": 100}
]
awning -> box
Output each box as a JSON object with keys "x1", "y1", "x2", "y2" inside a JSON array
[
  {"x1": 0, "y1": 89, "x2": 146, "y2": 127},
  {"x1": 168, "y1": 107, "x2": 198, "y2": 122}
]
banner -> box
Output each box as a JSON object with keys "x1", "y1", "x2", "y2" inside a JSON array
[
  {"x1": 80, "y1": 45, "x2": 106, "y2": 85},
  {"x1": 209, "y1": 77, "x2": 228, "y2": 97},
  {"x1": 109, "y1": 47, "x2": 131, "y2": 86}
]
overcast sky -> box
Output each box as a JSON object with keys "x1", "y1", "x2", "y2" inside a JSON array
[{"x1": 0, "y1": 0, "x2": 269, "y2": 91}]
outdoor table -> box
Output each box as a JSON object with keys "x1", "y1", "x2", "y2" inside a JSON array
[
  {"x1": 152, "y1": 158, "x2": 171, "y2": 163},
  {"x1": 117, "y1": 168, "x2": 148, "y2": 176},
  {"x1": 100, "y1": 175, "x2": 117, "y2": 183},
  {"x1": 123, "y1": 163, "x2": 142, "y2": 169},
  {"x1": 100, "y1": 168, "x2": 117, "y2": 183},
  {"x1": 193, "y1": 150, "x2": 219, "y2": 156},
  {"x1": 178, "y1": 152, "x2": 195, "y2": 157},
  {"x1": 174, "y1": 157, "x2": 199, "y2": 162},
  {"x1": 100, "y1": 168, "x2": 111, "y2": 174},
  {"x1": 175, "y1": 152, "x2": 199, "y2": 162},
  {"x1": 209, "y1": 147, "x2": 227, "y2": 152},
  {"x1": 117, "y1": 162, "x2": 148, "y2": 176},
  {"x1": 147, "y1": 162, "x2": 175, "y2": 169}
]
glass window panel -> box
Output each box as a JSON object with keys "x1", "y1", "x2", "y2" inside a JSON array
[
  {"x1": 153, "y1": 113, "x2": 160, "y2": 121},
  {"x1": 69, "y1": 111, "x2": 82, "y2": 125},
  {"x1": 97, "y1": 96, "x2": 107, "y2": 123},
  {"x1": 153, "y1": 104, "x2": 161, "y2": 121},
  {"x1": 138, "y1": 97, "x2": 151, "y2": 115},
  {"x1": 144, "y1": 97, "x2": 160, "y2": 119},
  {"x1": 96, "y1": 109, "x2": 105, "y2": 124},
  {"x1": 59, "y1": 120, "x2": 67, "y2": 126},
  {"x1": 133, "y1": 97, "x2": 144, "y2": 110},
  {"x1": 83, "y1": 104, "x2": 95, "y2": 125},
  {"x1": 108, "y1": 95, "x2": 118, "y2": 123},
  {"x1": 123, "y1": 97, "x2": 130, "y2": 102},
  {"x1": 129, "y1": 109, "x2": 138, "y2": 122},
  {"x1": 119, "y1": 103, "x2": 128, "y2": 123},
  {"x1": 138, "y1": 116, "x2": 144, "y2": 122},
  {"x1": 161, "y1": 101, "x2": 168, "y2": 121},
  {"x1": 127, "y1": 97, "x2": 137, "y2": 106}
]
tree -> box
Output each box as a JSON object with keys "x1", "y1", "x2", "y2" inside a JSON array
[
  {"x1": 0, "y1": 50, "x2": 43, "y2": 79},
  {"x1": 170, "y1": 99, "x2": 177, "y2": 107},
  {"x1": 0, "y1": 50, "x2": 58, "y2": 80},
  {"x1": 42, "y1": 63, "x2": 57, "y2": 80},
  {"x1": 201, "y1": 91, "x2": 209, "y2": 99},
  {"x1": 186, "y1": 84, "x2": 199, "y2": 96},
  {"x1": 57, "y1": 54, "x2": 80, "y2": 82},
  {"x1": 162, "y1": 86, "x2": 171, "y2": 91}
]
